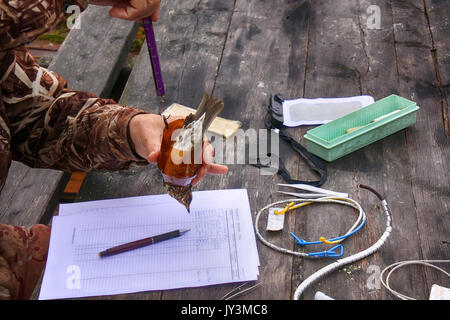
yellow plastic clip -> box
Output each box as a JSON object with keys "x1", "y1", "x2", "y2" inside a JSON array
[
  {"x1": 274, "y1": 202, "x2": 294, "y2": 215},
  {"x1": 274, "y1": 201, "x2": 314, "y2": 215},
  {"x1": 319, "y1": 237, "x2": 338, "y2": 245}
]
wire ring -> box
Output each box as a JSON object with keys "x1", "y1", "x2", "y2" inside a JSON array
[
  {"x1": 254, "y1": 197, "x2": 366, "y2": 258},
  {"x1": 292, "y1": 185, "x2": 393, "y2": 300},
  {"x1": 380, "y1": 260, "x2": 450, "y2": 300}
]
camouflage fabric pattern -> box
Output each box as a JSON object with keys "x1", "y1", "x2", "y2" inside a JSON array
[
  {"x1": 0, "y1": 1, "x2": 150, "y2": 299},
  {"x1": 0, "y1": 0, "x2": 88, "y2": 51},
  {"x1": 0, "y1": 224, "x2": 50, "y2": 299}
]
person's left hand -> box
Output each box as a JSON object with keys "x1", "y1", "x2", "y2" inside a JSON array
[
  {"x1": 128, "y1": 113, "x2": 228, "y2": 183},
  {"x1": 91, "y1": 0, "x2": 162, "y2": 21}
]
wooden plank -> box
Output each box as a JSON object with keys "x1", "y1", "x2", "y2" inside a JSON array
[
  {"x1": 290, "y1": 0, "x2": 373, "y2": 300},
  {"x1": 63, "y1": 172, "x2": 87, "y2": 195},
  {"x1": 0, "y1": 6, "x2": 138, "y2": 228},
  {"x1": 292, "y1": 0, "x2": 449, "y2": 300},
  {"x1": 424, "y1": 0, "x2": 450, "y2": 137},
  {"x1": 209, "y1": 0, "x2": 312, "y2": 300},
  {"x1": 76, "y1": 0, "x2": 236, "y2": 300},
  {"x1": 391, "y1": 0, "x2": 450, "y2": 294},
  {"x1": 348, "y1": 0, "x2": 428, "y2": 300},
  {"x1": 0, "y1": 163, "x2": 69, "y2": 227},
  {"x1": 290, "y1": 0, "x2": 431, "y2": 300},
  {"x1": 49, "y1": 6, "x2": 139, "y2": 98},
  {"x1": 119, "y1": 0, "x2": 234, "y2": 113}
]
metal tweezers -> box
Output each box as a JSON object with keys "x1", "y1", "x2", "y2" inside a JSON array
[
  {"x1": 277, "y1": 183, "x2": 349, "y2": 199},
  {"x1": 221, "y1": 281, "x2": 262, "y2": 300}
]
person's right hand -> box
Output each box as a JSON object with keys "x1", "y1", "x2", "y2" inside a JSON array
[{"x1": 91, "y1": 0, "x2": 161, "y2": 21}]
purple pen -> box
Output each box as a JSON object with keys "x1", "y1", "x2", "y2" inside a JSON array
[{"x1": 142, "y1": 17, "x2": 165, "y2": 97}]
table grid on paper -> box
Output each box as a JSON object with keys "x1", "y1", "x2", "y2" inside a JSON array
[{"x1": 69, "y1": 208, "x2": 242, "y2": 292}]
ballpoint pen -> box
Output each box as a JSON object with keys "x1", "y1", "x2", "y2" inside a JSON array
[{"x1": 99, "y1": 228, "x2": 190, "y2": 257}]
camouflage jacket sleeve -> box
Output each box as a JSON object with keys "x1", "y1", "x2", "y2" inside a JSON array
[
  {"x1": 0, "y1": 1, "x2": 89, "y2": 52},
  {"x1": 0, "y1": 47, "x2": 149, "y2": 172}
]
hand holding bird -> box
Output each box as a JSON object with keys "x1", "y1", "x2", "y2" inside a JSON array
[{"x1": 128, "y1": 94, "x2": 228, "y2": 210}]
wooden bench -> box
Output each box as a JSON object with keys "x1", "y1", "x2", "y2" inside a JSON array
[{"x1": 5, "y1": 0, "x2": 447, "y2": 300}]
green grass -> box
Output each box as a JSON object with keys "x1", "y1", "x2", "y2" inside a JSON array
[
  {"x1": 131, "y1": 26, "x2": 146, "y2": 53},
  {"x1": 38, "y1": 18, "x2": 70, "y2": 44}
]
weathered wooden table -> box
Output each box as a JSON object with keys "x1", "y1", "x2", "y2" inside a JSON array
[{"x1": 12, "y1": 0, "x2": 450, "y2": 300}]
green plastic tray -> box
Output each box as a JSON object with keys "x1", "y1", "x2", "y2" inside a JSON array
[{"x1": 304, "y1": 94, "x2": 419, "y2": 162}]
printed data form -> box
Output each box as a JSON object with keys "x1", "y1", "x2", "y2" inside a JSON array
[{"x1": 39, "y1": 189, "x2": 259, "y2": 299}]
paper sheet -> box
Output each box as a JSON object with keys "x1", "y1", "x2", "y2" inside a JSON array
[
  {"x1": 266, "y1": 208, "x2": 285, "y2": 231},
  {"x1": 39, "y1": 189, "x2": 259, "y2": 299}
]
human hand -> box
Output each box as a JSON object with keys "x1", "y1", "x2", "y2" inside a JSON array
[
  {"x1": 129, "y1": 114, "x2": 228, "y2": 182},
  {"x1": 191, "y1": 137, "x2": 228, "y2": 186},
  {"x1": 91, "y1": 0, "x2": 161, "y2": 21}
]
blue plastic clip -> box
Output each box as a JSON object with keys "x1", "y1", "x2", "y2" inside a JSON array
[
  {"x1": 289, "y1": 232, "x2": 308, "y2": 246},
  {"x1": 308, "y1": 244, "x2": 344, "y2": 258},
  {"x1": 327, "y1": 244, "x2": 344, "y2": 257}
]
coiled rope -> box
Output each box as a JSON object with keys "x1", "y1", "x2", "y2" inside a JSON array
[
  {"x1": 293, "y1": 185, "x2": 392, "y2": 299},
  {"x1": 381, "y1": 260, "x2": 450, "y2": 300},
  {"x1": 255, "y1": 197, "x2": 366, "y2": 258}
]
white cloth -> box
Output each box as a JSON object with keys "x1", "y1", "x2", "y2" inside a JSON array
[{"x1": 282, "y1": 95, "x2": 375, "y2": 127}]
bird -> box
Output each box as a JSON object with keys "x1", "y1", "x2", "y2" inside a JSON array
[{"x1": 157, "y1": 93, "x2": 224, "y2": 212}]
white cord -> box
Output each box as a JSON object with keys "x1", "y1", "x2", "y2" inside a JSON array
[
  {"x1": 254, "y1": 185, "x2": 392, "y2": 299},
  {"x1": 292, "y1": 197, "x2": 392, "y2": 299},
  {"x1": 380, "y1": 260, "x2": 450, "y2": 300},
  {"x1": 254, "y1": 197, "x2": 366, "y2": 258}
]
